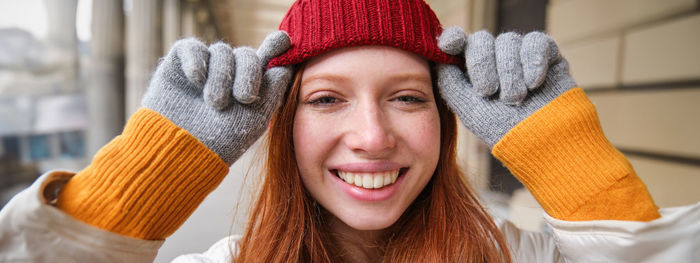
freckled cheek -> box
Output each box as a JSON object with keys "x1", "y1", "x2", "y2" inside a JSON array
[
  {"x1": 293, "y1": 113, "x2": 336, "y2": 174},
  {"x1": 394, "y1": 112, "x2": 441, "y2": 154}
]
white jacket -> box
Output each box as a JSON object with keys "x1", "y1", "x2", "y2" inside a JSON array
[{"x1": 1, "y1": 171, "x2": 698, "y2": 262}]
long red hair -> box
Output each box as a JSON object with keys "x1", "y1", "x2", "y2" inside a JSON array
[{"x1": 236, "y1": 64, "x2": 512, "y2": 262}]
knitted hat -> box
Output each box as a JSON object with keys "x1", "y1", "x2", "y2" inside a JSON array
[{"x1": 268, "y1": 0, "x2": 461, "y2": 67}]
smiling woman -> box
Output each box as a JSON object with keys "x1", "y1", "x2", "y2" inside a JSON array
[
  {"x1": 0, "y1": 0, "x2": 698, "y2": 262},
  {"x1": 235, "y1": 46, "x2": 510, "y2": 261}
]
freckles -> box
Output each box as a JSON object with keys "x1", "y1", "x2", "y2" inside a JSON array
[
  {"x1": 295, "y1": 114, "x2": 330, "y2": 144},
  {"x1": 294, "y1": 112, "x2": 337, "y2": 167},
  {"x1": 411, "y1": 111, "x2": 440, "y2": 134},
  {"x1": 409, "y1": 114, "x2": 441, "y2": 151}
]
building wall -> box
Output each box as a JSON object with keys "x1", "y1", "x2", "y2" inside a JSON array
[
  {"x1": 548, "y1": 0, "x2": 700, "y2": 207},
  {"x1": 224, "y1": 0, "x2": 295, "y2": 46}
]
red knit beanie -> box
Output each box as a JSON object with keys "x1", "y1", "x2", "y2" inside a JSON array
[{"x1": 268, "y1": 0, "x2": 461, "y2": 67}]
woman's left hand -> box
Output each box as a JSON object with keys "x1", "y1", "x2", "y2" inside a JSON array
[{"x1": 435, "y1": 27, "x2": 577, "y2": 147}]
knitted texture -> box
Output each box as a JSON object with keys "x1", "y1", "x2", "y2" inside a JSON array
[
  {"x1": 57, "y1": 108, "x2": 230, "y2": 239},
  {"x1": 268, "y1": 0, "x2": 461, "y2": 67},
  {"x1": 436, "y1": 29, "x2": 577, "y2": 147},
  {"x1": 492, "y1": 88, "x2": 660, "y2": 221},
  {"x1": 56, "y1": 32, "x2": 292, "y2": 240},
  {"x1": 142, "y1": 32, "x2": 292, "y2": 165},
  {"x1": 437, "y1": 27, "x2": 659, "y2": 220}
]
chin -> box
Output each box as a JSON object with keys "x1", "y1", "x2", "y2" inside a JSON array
[
  {"x1": 343, "y1": 218, "x2": 397, "y2": 231},
  {"x1": 334, "y1": 206, "x2": 405, "y2": 231}
]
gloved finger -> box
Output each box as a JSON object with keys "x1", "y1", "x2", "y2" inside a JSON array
[
  {"x1": 435, "y1": 64, "x2": 480, "y2": 117},
  {"x1": 466, "y1": 31, "x2": 498, "y2": 97},
  {"x1": 495, "y1": 32, "x2": 527, "y2": 105},
  {"x1": 203, "y1": 42, "x2": 235, "y2": 110},
  {"x1": 259, "y1": 66, "x2": 293, "y2": 116},
  {"x1": 438, "y1": 26, "x2": 467, "y2": 55},
  {"x1": 232, "y1": 47, "x2": 263, "y2": 104},
  {"x1": 521, "y1": 32, "x2": 562, "y2": 91},
  {"x1": 170, "y1": 38, "x2": 209, "y2": 87},
  {"x1": 256, "y1": 31, "x2": 291, "y2": 67}
]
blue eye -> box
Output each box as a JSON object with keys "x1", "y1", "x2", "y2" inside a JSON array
[
  {"x1": 308, "y1": 96, "x2": 339, "y2": 105},
  {"x1": 395, "y1": 96, "x2": 426, "y2": 103}
]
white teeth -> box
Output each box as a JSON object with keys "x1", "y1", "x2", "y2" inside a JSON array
[
  {"x1": 362, "y1": 174, "x2": 373, "y2": 188},
  {"x1": 373, "y1": 176, "x2": 383, "y2": 188},
  {"x1": 383, "y1": 173, "x2": 392, "y2": 185},
  {"x1": 336, "y1": 169, "x2": 401, "y2": 189}
]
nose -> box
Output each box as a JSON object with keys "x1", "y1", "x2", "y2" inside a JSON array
[{"x1": 344, "y1": 101, "x2": 396, "y2": 157}]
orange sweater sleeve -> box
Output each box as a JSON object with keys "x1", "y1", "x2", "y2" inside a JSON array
[
  {"x1": 492, "y1": 88, "x2": 660, "y2": 221},
  {"x1": 56, "y1": 108, "x2": 229, "y2": 240}
]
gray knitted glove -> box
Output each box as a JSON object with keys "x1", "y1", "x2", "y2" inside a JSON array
[
  {"x1": 436, "y1": 27, "x2": 577, "y2": 147},
  {"x1": 142, "y1": 31, "x2": 293, "y2": 165}
]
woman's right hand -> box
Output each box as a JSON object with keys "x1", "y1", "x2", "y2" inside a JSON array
[{"x1": 141, "y1": 31, "x2": 293, "y2": 165}]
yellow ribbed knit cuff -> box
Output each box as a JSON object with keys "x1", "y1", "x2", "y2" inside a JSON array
[
  {"x1": 57, "y1": 108, "x2": 229, "y2": 240},
  {"x1": 493, "y1": 88, "x2": 659, "y2": 221}
]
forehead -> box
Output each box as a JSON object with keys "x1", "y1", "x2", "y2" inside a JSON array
[{"x1": 302, "y1": 46, "x2": 431, "y2": 82}]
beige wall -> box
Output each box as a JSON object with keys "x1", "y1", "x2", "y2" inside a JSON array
[
  {"x1": 225, "y1": 0, "x2": 295, "y2": 46},
  {"x1": 548, "y1": 0, "x2": 700, "y2": 207}
]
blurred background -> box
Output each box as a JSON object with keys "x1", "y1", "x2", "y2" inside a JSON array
[{"x1": 0, "y1": 0, "x2": 698, "y2": 261}]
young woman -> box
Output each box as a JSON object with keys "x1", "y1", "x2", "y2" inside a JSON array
[{"x1": 1, "y1": 0, "x2": 697, "y2": 262}]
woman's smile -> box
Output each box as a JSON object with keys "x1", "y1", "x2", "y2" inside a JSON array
[
  {"x1": 329, "y1": 162, "x2": 406, "y2": 189},
  {"x1": 325, "y1": 162, "x2": 410, "y2": 201},
  {"x1": 336, "y1": 169, "x2": 400, "y2": 189}
]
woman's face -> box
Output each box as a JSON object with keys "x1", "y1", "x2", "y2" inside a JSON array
[{"x1": 293, "y1": 46, "x2": 441, "y2": 230}]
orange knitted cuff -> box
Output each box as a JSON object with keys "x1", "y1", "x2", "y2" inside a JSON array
[
  {"x1": 56, "y1": 108, "x2": 229, "y2": 240},
  {"x1": 493, "y1": 88, "x2": 659, "y2": 221}
]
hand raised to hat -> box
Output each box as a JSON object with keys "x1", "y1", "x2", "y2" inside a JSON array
[
  {"x1": 141, "y1": 31, "x2": 293, "y2": 165},
  {"x1": 435, "y1": 26, "x2": 578, "y2": 147}
]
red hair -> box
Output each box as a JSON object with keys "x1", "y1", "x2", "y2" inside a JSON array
[{"x1": 236, "y1": 64, "x2": 512, "y2": 262}]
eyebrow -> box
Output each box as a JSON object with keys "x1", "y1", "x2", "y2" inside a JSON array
[
  {"x1": 301, "y1": 74, "x2": 349, "y2": 86},
  {"x1": 386, "y1": 73, "x2": 431, "y2": 84},
  {"x1": 301, "y1": 73, "x2": 431, "y2": 86}
]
